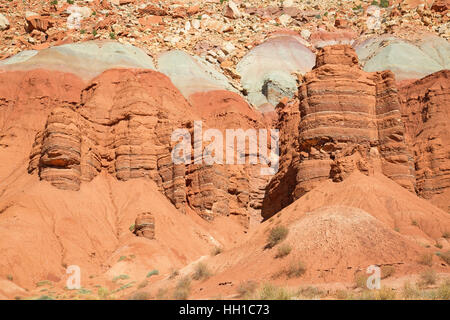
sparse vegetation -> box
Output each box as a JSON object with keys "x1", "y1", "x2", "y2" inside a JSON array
[
  {"x1": 237, "y1": 280, "x2": 258, "y2": 298},
  {"x1": 78, "y1": 288, "x2": 91, "y2": 295},
  {"x1": 402, "y1": 280, "x2": 450, "y2": 300},
  {"x1": 411, "y1": 220, "x2": 419, "y2": 226},
  {"x1": 443, "y1": 231, "x2": 450, "y2": 239},
  {"x1": 419, "y1": 268, "x2": 437, "y2": 287},
  {"x1": 118, "y1": 256, "x2": 127, "y2": 262},
  {"x1": 375, "y1": 287, "x2": 397, "y2": 300},
  {"x1": 266, "y1": 225, "x2": 288, "y2": 248},
  {"x1": 6, "y1": 274, "x2": 13, "y2": 281},
  {"x1": 379, "y1": 0, "x2": 389, "y2": 8},
  {"x1": 173, "y1": 276, "x2": 191, "y2": 300},
  {"x1": 354, "y1": 272, "x2": 369, "y2": 289},
  {"x1": 433, "y1": 281, "x2": 450, "y2": 299},
  {"x1": 257, "y1": 283, "x2": 292, "y2": 300},
  {"x1": 36, "y1": 280, "x2": 52, "y2": 287},
  {"x1": 112, "y1": 282, "x2": 135, "y2": 293},
  {"x1": 97, "y1": 287, "x2": 110, "y2": 299},
  {"x1": 129, "y1": 224, "x2": 135, "y2": 232},
  {"x1": 156, "y1": 288, "x2": 168, "y2": 299},
  {"x1": 335, "y1": 289, "x2": 349, "y2": 300},
  {"x1": 109, "y1": 32, "x2": 116, "y2": 40},
  {"x1": 297, "y1": 286, "x2": 324, "y2": 299},
  {"x1": 112, "y1": 274, "x2": 130, "y2": 282},
  {"x1": 285, "y1": 260, "x2": 306, "y2": 278},
  {"x1": 401, "y1": 281, "x2": 421, "y2": 299},
  {"x1": 435, "y1": 243, "x2": 443, "y2": 249},
  {"x1": 353, "y1": 287, "x2": 396, "y2": 300},
  {"x1": 146, "y1": 269, "x2": 159, "y2": 278},
  {"x1": 275, "y1": 243, "x2": 292, "y2": 259},
  {"x1": 137, "y1": 280, "x2": 148, "y2": 289},
  {"x1": 128, "y1": 291, "x2": 150, "y2": 300},
  {"x1": 192, "y1": 262, "x2": 211, "y2": 281},
  {"x1": 381, "y1": 265, "x2": 396, "y2": 279},
  {"x1": 438, "y1": 251, "x2": 450, "y2": 264},
  {"x1": 34, "y1": 295, "x2": 54, "y2": 300},
  {"x1": 418, "y1": 253, "x2": 433, "y2": 266}
]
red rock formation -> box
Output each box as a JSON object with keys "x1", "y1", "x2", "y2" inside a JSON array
[
  {"x1": 133, "y1": 212, "x2": 155, "y2": 240},
  {"x1": 399, "y1": 70, "x2": 450, "y2": 213},
  {"x1": 27, "y1": 71, "x2": 271, "y2": 226},
  {"x1": 0, "y1": 69, "x2": 85, "y2": 180},
  {"x1": 28, "y1": 69, "x2": 192, "y2": 214},
  {"x1": 187, "y1": 90, "x2": 273, "y2": 225},
  {"x1": 262, "y1": 45, "x2": 415, "y2": 219}
]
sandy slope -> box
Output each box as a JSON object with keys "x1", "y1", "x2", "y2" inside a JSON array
[{"x1": 175, "y1": 172, "x2": 450, "y2": 299}]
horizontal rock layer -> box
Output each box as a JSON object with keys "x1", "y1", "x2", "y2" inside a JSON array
[
  {"x1": 399, "y1": 70, "x2": 450, "y2": 213},
  {"x1": 263, "y1": 45, "x2": 416, "y2": 219},
  {"x1": 27, "y1": 69, "x2": 271, "y2": 225}
]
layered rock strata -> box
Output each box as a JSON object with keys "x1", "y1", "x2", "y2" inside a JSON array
[
  {"x1": 399, "y1": 70, "x2": 450, "y2": 213},
  {"x1": 27, "y1": 68, "x2": 271, "y2": 225},
  {"x1": 262, "y1": 45, "x2": 415, "y2": 219}
]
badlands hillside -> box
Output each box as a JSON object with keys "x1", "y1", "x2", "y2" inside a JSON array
[{"x1": 0, "y1": 0, "x2": 449, "y2": 300}]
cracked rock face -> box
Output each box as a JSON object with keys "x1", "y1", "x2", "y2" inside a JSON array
[
  {"x1": 262, "y1": 44, "x2": 415, "y2": 219},
  {"x1": 28, "y1": 69, "x2": 192, "y2": 213},
  {"x1": 27, "y1": 68, "x2": 272, "y2": 226},
  {"x1": 399, "y1": 69, "x2": 450, "y2": 213}
]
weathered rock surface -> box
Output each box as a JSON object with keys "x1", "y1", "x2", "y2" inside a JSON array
[
  {"x1": 310, "y1": 29, "x2": 357, "y2": 48},
  {"x1": 237, "y1": 33, "x2": 315, "y2": 110},
  {"x1": 399, "y1": 70, "x2": 450, "y2": 213},
  {"x1": 0, "y1": 69, "x2": 85, "y2": 181},
  {"x1": 28, "y1": 69, "x2": 190, "y2": 214},
  {"x1": 0, "y1": 13, "x2": 9, "y2": 31},
  {"x1": 0, "y1": 41, "x2": 155, "y2": 81},
  {"x1": 27, "y1": 68, "x2": 271, "y2": 226},
  {"x1": 355, "y1": 35, "x2": 450, "y2": 81},
  {"x1": 133, "y1": 212, "x2": 155, "y2": 240},
  {"x1": 263, "y1": 45, "x2": 415, "y2": 219},
  {"x1": 157, "y1": 50, "x2": 237, "y2": 99}
]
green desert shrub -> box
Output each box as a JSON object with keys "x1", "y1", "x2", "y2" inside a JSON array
[
  {"x1": 418, "y1": 253, "x2": 433, "y2": 266},
  {"x1": 285, "y1": 260, "x2": 306, "y2": 278},
  {"x1": 192, "y1": 262, "x2": 211, "y2": 281},
  {"x1": 419, "y1": 268, "x2": 437, "y2": 287},
  {"x1": 266, "y1": 226, "x2": 288, "y2": 248},
  {"x1": 275, "y1": 243, "x2": 292, "y2": 259},
  {"x1": 258, "y1": 283, "x2": 292, "y2": 300},
  {"x1": 173, "y1": 276, "x2": 191, "y2": 300},
  {"x1": 237, "y1": 280, "x2": 258, "y2": 298}
]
